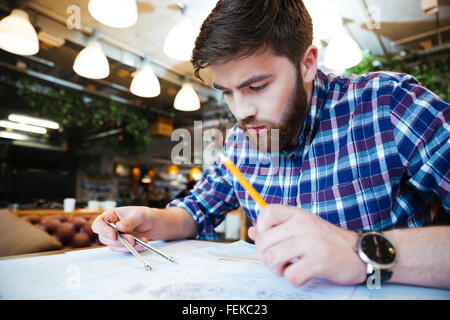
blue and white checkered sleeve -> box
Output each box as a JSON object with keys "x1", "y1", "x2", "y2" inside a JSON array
[
  {"x1": 166, "y1": 159, "x2": 240, "y2": 240},
  {"x1": 389, "y1": 74, "x2": 450, "y2": 213}
]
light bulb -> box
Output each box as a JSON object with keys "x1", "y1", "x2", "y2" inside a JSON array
[
  {"x1": 88, "y1": 0, "x2": 138, "y2": 28},
  {"x1": 0, "y1": 9, "x2": 39, "y2": 56},
  {"x1": 168, "y1": 164, "x2": 179, "y2": 176},
  {"x1": 324, "y1": 30, "x2": 363, "y2": 70},
  {"x1": 163, "y1": 16, "x2": 198, "y2": 61},
  {"x1": 130, "y1": 65, "x2": 160, "y2": 98},
  {"x1": 174, "y1": 83, "x2": 200, "y2": 111},
  {"x1": 73, "y1": 40, "x2": 110, "y2": 79},
  {"x1": 190, "y1": 167, "x2": 202, "y2": 181}
]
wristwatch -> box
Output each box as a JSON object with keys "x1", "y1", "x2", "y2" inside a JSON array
[{"x1": 356, "y1": 230, "x2": 397, "y2": 284}]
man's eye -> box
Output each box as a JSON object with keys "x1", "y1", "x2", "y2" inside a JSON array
[
  {"x1": 249, "y1": 84, "x2": 267, "y2": 92},
  {"x1": 222, "y1": 91, "x2": 232, "y2": 96}
]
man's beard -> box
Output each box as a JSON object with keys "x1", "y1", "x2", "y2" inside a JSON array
[{"x1": 237, "y1": 70, "x2": 309, "y2": 153}]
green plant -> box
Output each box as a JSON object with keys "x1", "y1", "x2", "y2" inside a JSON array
[
  {"x1": 17, "y1": 78, "x2": 154, "y2": 156},
  {"x1": 346, "y1": 50, "x2": 449, "y2": 102}
]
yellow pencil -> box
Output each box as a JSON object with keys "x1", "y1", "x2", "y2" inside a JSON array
[{"x1": 219, "y1": 154, "x2": 267, "y2": 208}]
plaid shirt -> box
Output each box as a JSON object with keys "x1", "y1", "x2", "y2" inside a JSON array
[{"x1": 167, "y1": 69, "x2": 450, "y2": 240}]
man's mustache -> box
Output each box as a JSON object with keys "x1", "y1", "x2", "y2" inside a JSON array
[{"x1": 238, "y1": 117, "x2": 278, "y2": 130}]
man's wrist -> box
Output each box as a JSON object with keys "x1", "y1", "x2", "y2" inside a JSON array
[
  {"x1": 383, "y1": 229, "x2": 400, "y2": 283},
  {"x1": 351, "y1": 231, "x2": 368, "y2": 284}
]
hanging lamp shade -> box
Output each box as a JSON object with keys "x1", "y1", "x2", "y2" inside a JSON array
[
  {"x1": 303, "y1": 0, "x2": 342, "y2": 40},
  {"x1": 130, "y1": 64, "x2": 160, "y2": 98},
  {"x1": 0, "y1": 9, "x2": 39, "y2": 56},
  {"x1": 174, "y1": 83, "x2": 200, "y2": 112},
  {"x1": 88, "y1": 0, "x2": 138, "y2": 28},
  {"x1": 163, "y1": 16, "x2": 198, "y2": 61},
  {"x1": 324, "y1": 30, "x2": 363, "y2": 70},
  {"x1": 73, "y1": 40, "x2": 110, "y2": 79}
]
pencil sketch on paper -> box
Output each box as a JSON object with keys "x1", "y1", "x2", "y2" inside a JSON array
[
  {"x1": 145, "y1": 282, "x2": 223, "y2": 299},
  {"x1": 3, "y1": 240, "x2": 448, "y2": 300},
  {"x1": 256, "y1": 288, "x2": 312, "y2": 300}
]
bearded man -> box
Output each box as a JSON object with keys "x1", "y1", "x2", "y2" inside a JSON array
[{"x1": 93, "y1": 0, "x2": 450, "y2": 289}]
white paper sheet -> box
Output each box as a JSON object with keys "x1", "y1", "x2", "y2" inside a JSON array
[{"x1": 0, "y1": 240, "x2": 449, "y2": 300}]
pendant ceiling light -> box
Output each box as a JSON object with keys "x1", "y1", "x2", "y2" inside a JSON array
[
  {"x1": 73, "y1": 39, "x2": 110, "y2": 79},
  {"x1": 324, "y1": 29, "x2": 363, "y2": 71},
  {"x1": 174, "y1": 82, "x2": 200, "y2": 112},
  {"x1": 189, "y1": 167, "x2": 202, "y2": 181},
  {"x1": 163, "y1": 6, "x2": 198, "y2": 61},
  {"x1": 0, "y1": 9, "x2": 39, "y2": 56},
  {"x1": 88, "y1": 0, "x2": 138, "y2": 28},
  {"x1": 130, "y1": 57, "x2": 160, "y2": 98},
  {"x1": 303, "y1": 0, "x2": 342, "y2": 40},
  {"x1": 168, "y1": 164, "x2": 179, "y2": 176}
]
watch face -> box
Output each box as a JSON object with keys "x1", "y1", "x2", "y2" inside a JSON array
[{"x1": 360, "y1": 233, "x2": 396, "y2": 266}]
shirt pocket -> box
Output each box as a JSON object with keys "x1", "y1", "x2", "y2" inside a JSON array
[{"x1": 313, "y1": 176, "x2": 380, "y2": 229}]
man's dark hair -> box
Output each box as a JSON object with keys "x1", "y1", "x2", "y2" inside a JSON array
[{"x1": 191, "y1": 0, "x2": 313, "y2": 81}]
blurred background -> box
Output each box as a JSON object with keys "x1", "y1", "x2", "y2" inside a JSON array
[{"x1": 0, "y1": 0, "x2": 448, "y2": 252}]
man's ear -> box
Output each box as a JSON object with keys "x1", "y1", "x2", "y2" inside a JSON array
[{"x1": 300, "y1": 45, "x2": 318, "y2": 83}]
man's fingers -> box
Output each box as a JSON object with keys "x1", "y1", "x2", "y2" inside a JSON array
[
  {"x1": 98, "y1": 234, "x2": 146, "y2": 252},
  {"x1": 256, "y1": 204, "x2": 297, "y2": 233},
  {"x1": 98, "y1": 234, "x2": 135, "y2": 247},
  {"x1": 255, "y1": 221, "x2": 301, "y2": 254},
  {"x1": 98, "y1": 234, "x2": 121, "y2": 248},
  {"x1": 283, "y1": 257, "x2": 319, "y2": 287},
  {"x1": 116, "y1": 219, "x2": 136, "y2": 234},
  {"x1": 248, "y1": 226, "x2": 259, "y2": 240},
  {"x1": 113, "y1": 207, "x2": 146, "y2": 233},
  {"x1": 261, "y1": 236, "x2": 307, "y2": 276},
  {"x1": 92, "y1": 207, "x2": 144, "y2": 239},
  {"x1": 92, "y1": 206, "x2": 152, "y2": 253},
  {"x1": 92, "y1": 210, "x2": 120, "y2": 240}
]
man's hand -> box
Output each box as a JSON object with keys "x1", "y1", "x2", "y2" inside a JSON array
[
  {"x1": 248, "y1": 204, "x2": 366, "y2": 287},
  {"x1": 92, "y1": 206, "x2": 155, "y2": 252}
]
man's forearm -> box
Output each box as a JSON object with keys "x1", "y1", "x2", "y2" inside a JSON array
[
  {"x1": 385, "y1": 226, "x2": 450, "y2": 289},
  {"x1": 150, "y1": 206, "x2": 198, "y2": 241}
]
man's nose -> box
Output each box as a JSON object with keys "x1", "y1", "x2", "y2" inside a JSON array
[{"x1": 234, "y1": 95, "x2": 257, "y2": 121}]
